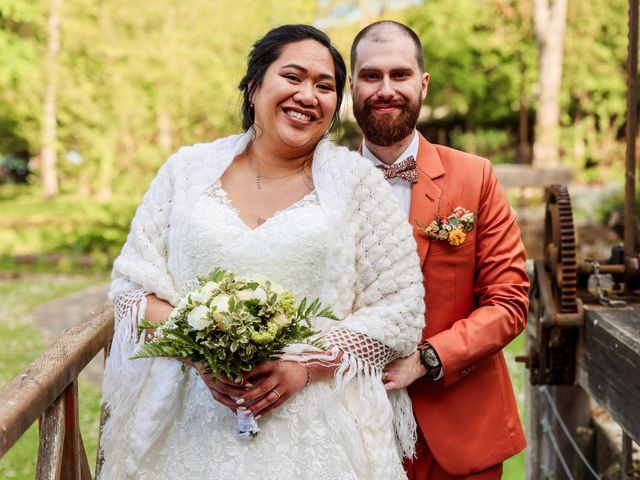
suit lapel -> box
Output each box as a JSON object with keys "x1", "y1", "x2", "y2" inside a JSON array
[{"x1": 410, "y1": 135, "x2": 444, "y2": 266}]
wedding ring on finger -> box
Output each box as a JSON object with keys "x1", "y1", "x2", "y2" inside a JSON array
[
  {"x1": 272, "y1": 389, "x2": 282, "y2": 402},
  {"x1": 382, "y1": 371, "x2": 389, "y2": 381}
]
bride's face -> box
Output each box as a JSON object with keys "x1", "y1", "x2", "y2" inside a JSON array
[{"x1": 251, "y1": 39, "x2": 338, "y2": 155}]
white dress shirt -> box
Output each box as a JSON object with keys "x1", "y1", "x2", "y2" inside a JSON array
[{"x1": 361, "y1": 130, "x2": 419, "y2": 217}]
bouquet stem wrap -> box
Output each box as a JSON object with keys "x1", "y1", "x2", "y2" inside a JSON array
[{"x1": 234, "y1": 406, "x2": 260, "y2": 439}]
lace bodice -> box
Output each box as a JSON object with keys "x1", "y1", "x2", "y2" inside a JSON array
[{"x1": 177, "y1": 180, "x2": 328, "y2": 303}]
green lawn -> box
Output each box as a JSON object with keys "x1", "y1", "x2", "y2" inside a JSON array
[
  {"x1": 0, "y1": 276, "x2": 105, "y2": 479},
  {"x1": 0, "y1": 184, "x2": 137, "y2": 273}
]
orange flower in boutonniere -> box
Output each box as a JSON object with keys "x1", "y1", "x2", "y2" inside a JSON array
[{"x1": 415, "y1": 206, "x2": 477, "y2": 247}]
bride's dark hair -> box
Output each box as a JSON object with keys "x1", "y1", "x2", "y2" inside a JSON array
[{"x1": 238, "y1": 24, "x2": 346, "y2": 132}]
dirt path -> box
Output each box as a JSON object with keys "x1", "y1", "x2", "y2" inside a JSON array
[{"x1": 26, "y1": 282, "x2": 110, "y2": 387}]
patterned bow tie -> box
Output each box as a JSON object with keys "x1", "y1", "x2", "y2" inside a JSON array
[{"x1": 376, "y1": 156, "x2": 418, "y2": 184}]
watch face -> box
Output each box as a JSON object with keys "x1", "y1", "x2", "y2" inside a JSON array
[{"x1": 423, "y1": 348, "x2": 440, "y2": 368}]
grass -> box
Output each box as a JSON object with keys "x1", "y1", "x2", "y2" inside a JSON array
[{"x1": 0, "y1": 275, "x2": 105, "y2": 479}]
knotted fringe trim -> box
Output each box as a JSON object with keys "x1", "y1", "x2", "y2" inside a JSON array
[
  {"x1": 99, "y1": 292, "x2": 185, "y2": 479},
  {"x1": 99, "y1": 291, "x2": 147, "y2": 478},
  {"x1": 389, "y1": 388, "x2": 418, "y2": 460}
]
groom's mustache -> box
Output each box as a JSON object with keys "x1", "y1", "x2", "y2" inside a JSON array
[{"x1": 365, "y1": 99, "x2": 408, "y2": 110}]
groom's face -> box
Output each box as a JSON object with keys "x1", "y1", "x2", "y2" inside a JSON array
[{"x1": 350, "y1": 35, "x2": 428, "y2": 147}]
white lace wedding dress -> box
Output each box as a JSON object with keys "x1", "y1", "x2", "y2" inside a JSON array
[{"x1": 103, "y1": 180, "x2": 408, "y2": 480}]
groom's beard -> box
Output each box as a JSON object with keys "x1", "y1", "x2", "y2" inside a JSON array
[{"x1": 353, "y1": 96, "x2": 421, "y2": 147}]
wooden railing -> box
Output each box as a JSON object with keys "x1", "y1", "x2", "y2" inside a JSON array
[{"x1": 0, "y1": 303, "x2": 114, "y2": 479}]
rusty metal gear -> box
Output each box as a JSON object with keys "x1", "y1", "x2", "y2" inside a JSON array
[{"x1": 544, "y1": 185, "x2": 578, "y2": 313}]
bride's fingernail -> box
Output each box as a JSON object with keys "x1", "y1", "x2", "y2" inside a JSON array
[
  {"x1": 236, "y1": 398, "x2": 245, "y2": 405},
  {"x1": 255, "y1": 415, "x2": 262, "y2": 420},
  {"x1": 245, "y1": 383, "x2": 253, "y2": 388}
]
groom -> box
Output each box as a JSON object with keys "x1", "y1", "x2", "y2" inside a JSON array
[{"x1": 350, "y1": 21, "x2": 529, "y2": 479}]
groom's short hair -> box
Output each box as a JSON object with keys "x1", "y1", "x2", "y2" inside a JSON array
[{"x1": 350, "y1": 20, "x2": 425, "y2": 72}]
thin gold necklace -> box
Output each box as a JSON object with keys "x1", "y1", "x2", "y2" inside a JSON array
[{"x1": 248, "y1": 148, "x2": 307, "y2": 190}]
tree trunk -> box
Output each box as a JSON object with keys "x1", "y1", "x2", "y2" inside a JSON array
[
  {"x1": 517, "y1": 56, "x2": 532, "y2": 164},
  {"x1": 41, "y1": 0, "x2": 62, "y2": 198},
  {"x1": 533, "y1": 0, "x2": 568, "y2": 167}
]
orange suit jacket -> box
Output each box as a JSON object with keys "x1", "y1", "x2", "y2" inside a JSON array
[{"x1": 407, "y1": 134, "x2": 528, "y2": 475}]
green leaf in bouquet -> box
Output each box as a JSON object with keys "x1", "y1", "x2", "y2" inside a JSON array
[
  {"x1": 136, "y1": 319, "x2": 160, "y2": 338},
  {"x1": 131, "y1": 342, "x2": 167, "y2": 360},
  {"x1": 228, "y1": 296, "x2": 236, "y2": 312},
  {"x1": 316, "y1": 306, "x2": 339, "y2": 321},
  {"x1": 297, "y1": 298, "x2": 307, "y2": 316},
  {"x1": 303, "y1": 298, "x2": 320, "y2": 318}
]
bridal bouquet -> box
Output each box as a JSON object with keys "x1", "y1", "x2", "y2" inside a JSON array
[{"x1": 133, "y1": 267, "x2": 337, "y2": 437}]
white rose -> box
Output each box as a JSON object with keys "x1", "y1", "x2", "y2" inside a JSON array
[
  {"x1": 187, "y1": 305, "x2": 210, "y2": 330},
  {"x1": 236, "y1": 289, "x2": 254, "y2": 302},
  {"x1": 210, "y1": 294, "x2": 231, "y2": 330},
  {"x1": 191, "y1": 281, "x2": 219, "y2": 304},
  {"x1": 210, "y1": 294, "x2": 231, "y2": 314},
  {"x1": 270, "y1": 312, "x2": 291, "y2": 334},
  {"x1": 176, "y1": 296, "x2": 189, "y2": 311}
]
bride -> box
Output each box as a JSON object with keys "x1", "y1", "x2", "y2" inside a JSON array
[{"x1": 99, "y1": 24, "x2": 424, "y2": 479}]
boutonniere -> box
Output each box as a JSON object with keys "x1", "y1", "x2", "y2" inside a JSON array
[{"x1": 415, "y1": 206, "x2": 477, "y2": 246}]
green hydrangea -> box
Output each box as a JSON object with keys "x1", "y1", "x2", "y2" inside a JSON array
[
  {"x1": 250, "y1": 323, "x2": 278, "y2": 345},
  {"x1": 278, "y1": 290, "x2": 297, "y2": 317}
]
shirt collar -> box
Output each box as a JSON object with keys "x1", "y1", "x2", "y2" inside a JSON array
[{"x1": 361, "y1": 130, "x2": 419, "y2": 168}]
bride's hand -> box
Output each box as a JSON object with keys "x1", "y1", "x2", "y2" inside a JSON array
[
  {"x1": 182, "y1": 359, "x2": 248, "y2": 412},
  {"x1": 234, "y1": 360, "x2": 307, "y2": 419}
]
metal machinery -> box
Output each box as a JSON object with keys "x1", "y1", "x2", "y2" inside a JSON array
[
  {"x1": 519, "y1": 0, "x2": 640, "y2": 386},
  {"x1": 522, "y1": 186, "x2": 640, "y2": 385}
]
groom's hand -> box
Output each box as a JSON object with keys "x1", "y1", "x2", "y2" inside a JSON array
[{"x1": 382, "y1": 351, "x2": 427, "y2": 391}]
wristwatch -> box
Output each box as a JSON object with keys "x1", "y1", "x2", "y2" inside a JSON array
[{"x1": 417, "y1": 341, "x2": 442, "y2": 380}]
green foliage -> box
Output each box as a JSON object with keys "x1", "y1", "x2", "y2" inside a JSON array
[
  {"x1": 1, "y1": 0, "x2": 315, "y2": 196},
  {"x1": 0, "y1": 0, "x2": 45, "y2": 155},
  {"x1": 560, "y1": 0, "x2": 629, "y2": 175},
  {"x1": 406, "y1": 0, "x2": 536, "y2": 127},
  {"x1": 0, "y1": 184, "x2": 137, "y2": 272},
  {"x1": 450, "y1": 128, "x2": 515, "y2": 164},
  {"x1": 0, "y1": 0, "x2": 633, "y2": 198}
]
